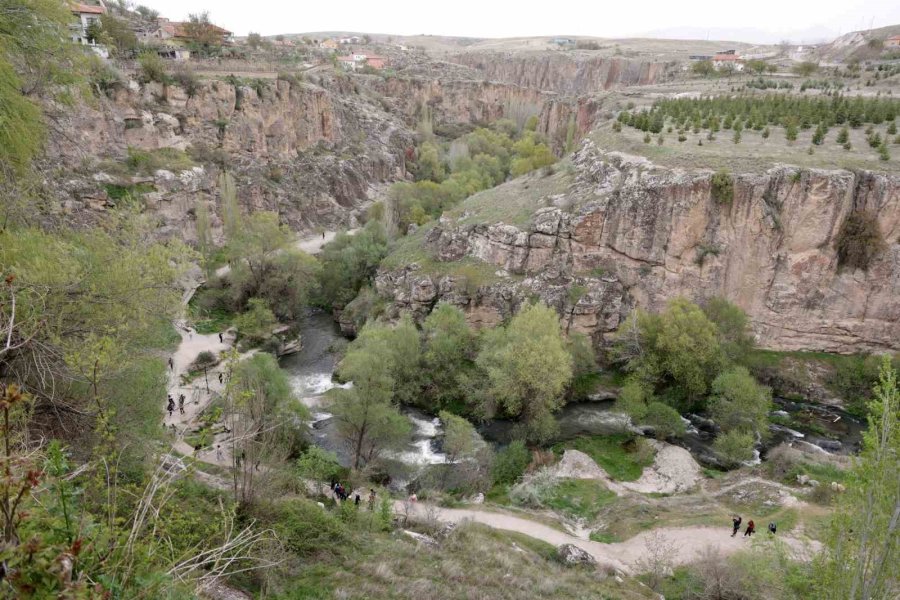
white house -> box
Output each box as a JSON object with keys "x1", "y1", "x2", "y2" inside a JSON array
[
  {"x1": 70, "y1": 2, "x2": 109, "y2": 58},
  {"x1": 712, "y1": 53, "x2": 745, "y2": 72}
]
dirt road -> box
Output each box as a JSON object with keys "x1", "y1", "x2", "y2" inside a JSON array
[{"x1": 398, "y1": 502, "x2": 819, "y2": 574}]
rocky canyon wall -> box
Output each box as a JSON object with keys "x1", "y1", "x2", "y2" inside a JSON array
[
  {"x1": 373, "y1": 142, "x2": 900, "y2": 353},
  {"x1": 449, "y1": 53, "x2": 673, "y2": 95},
  {"x1": 45, "y1": 77, "x2": 413, "y2": 237}
]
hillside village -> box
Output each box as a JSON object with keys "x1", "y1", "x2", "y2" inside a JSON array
[{"x1": 0, "y1": 1, "x2": 898, "y2": 599}]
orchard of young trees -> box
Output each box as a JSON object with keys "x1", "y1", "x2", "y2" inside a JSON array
[{"x1": 618, "y1": 93, "x2": 899, "y2": 145}]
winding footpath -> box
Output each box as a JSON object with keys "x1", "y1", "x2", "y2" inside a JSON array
[{"x1": 398, "y1": 502, "x2": 818, "y2": 574}]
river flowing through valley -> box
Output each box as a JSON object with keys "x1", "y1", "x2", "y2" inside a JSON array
[{"x1": 282, "y1": 311, "x2": 866, "y2": 486}]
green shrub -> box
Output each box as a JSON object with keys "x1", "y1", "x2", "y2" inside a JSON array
[
  {"x1": 256, "y1": 499, "x2": 348, "y2": 557},
  {"x1": 138, "y1": 51, "x2": 169, "y2": 84},
  {"x1": 835, "y1": 210, "x2": 884, "y2": 271},
  {"x1": 710, "y1": 169, "x2": 734, "y2": 205},
  {"x1": 492, "y1": 440, "x2": 531, "y2": 485},
  {"x1": 713, "y1": 430, "x2": 756, "y2": 467},
  {"x1": 644, "y1": 402, "x2": 686, "y2": 439}
]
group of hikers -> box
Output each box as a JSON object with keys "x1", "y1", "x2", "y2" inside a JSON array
[
  {"x1": 166, "y1": 393, "x2": 187, "y2": 418},
  {"x1": 330, "y1": 480, "x2": 378, "y2": 510},
  {"x1": 731, "y1": 515, "x2": 776, "y2": 537}
]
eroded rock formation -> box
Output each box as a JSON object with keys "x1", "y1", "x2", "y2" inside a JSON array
[{"x1": 373, "y1": 141, "x2": 900, "y2": 353}]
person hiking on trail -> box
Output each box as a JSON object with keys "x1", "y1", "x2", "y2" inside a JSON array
[
  {"x1": 218, "y1": 372, "x2": 223, "y2": 384},
  {"x1": 768, "y1": 522, "x2": 777, "y2": 535},
  {"x1": 731, "y1": 515, "x2": 742, "y2": 537},
  {"x1": 178, "y1": 394, "x2": 185, "y2": 415},
  {"x1": 166, "y1": 396, "x2": 175, "y2": 417},
  {"x1": 322, "y1": 231, "x2": 325, "y2": 239},
  {"x1": 354, "y1": 493, "x2": 361, "y2": 506},
  {"x1": 368, "y1": 489, "x2": 376, "y2": 510},
  {"x1": 216, "y1": 445, "x2": 223, "y2": 461},
  {"x1": 218, "y1": 332, "x2": 223, "y2": 344},
  {"x1": 744, "y1": 520, "x2": 755, "y2": 537},
  {"x1": 168, "y1": 357, "x2": 174, "y2": 370}
]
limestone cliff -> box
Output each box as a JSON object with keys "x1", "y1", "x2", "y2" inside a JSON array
[
  {"x1": 44, "y1": 76, "x2": 413, "y2": 238},
  {"x1": 372, "y1": 141, "x2": 900, "y2": 353},
  {"x1": 449, "y1": 53, "x2": 673, "y2": 95}
]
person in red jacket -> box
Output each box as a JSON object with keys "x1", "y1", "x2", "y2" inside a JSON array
[{"x1": 744, "y1": 519, "x2": 756, "y2": 536}]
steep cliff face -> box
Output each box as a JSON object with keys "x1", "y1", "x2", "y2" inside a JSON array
[
  {"x1": 45, "y1": 77, "x2": 413, "y2": 236},
  {"x1": 374, "y1": 142, "x2": 900, "y2": 353},
  {"x1": 366, "y1": 77, "x2": 603, "y2": 151},
  {"x1": 449, "y1": 53, "x2": 673, "y2": 94}
]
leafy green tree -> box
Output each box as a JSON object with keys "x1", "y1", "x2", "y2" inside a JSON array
[
  {"x1": 195, "y1": 200, "x2": 214, "y2": 278},
  {"x1": 492, "y1": 440, "x2": 531, "y2": 485},
  {"x1": 233, "y1": 298, "x2": 277, "y2": 344},
  {"x1": 616, "y1": 378, "x2": 652, "y2": 421},
  {"x1": 709, "y1": 367, "x2": 772, "y2": 435},
  {"x1": 613, "y1": 298, "x2": 726, "y2": 411},
  {"x1": 247, "y1": 32, "x2": 263, "y2": 49},
  {"x1": 692, "y1": 60, "x2": 716, "y2": 77},
  {"x1": 97, "y1": 14, "x2": 139, "y2": 56},
  {"x1": 317, "y1": 223, "x2": 388, "y2": 309},
  {"x1": 701, "y1": 297, "x2": 755, "y2": 363},
  {"x1": 421, "y1": 304, "x2": 477, "y2": 408},
  {"x1": 415, "y1": 141, "x2": 446, "y2": 182},
  {"x1": 644, "y1": 401, "x2": 686, "y2": 439},
  {"x1": 229, "y1": 351, "x2": 306, "y2": 503},
  {"x1": 817, "y1": 357, "x2": 899, "y2": 600},
  {"x1": 476, "y1": 303, "x2": 573, "y2": 442},
  {"x1": 330, "y1": 344, "x2": 411, "y2": 469},
  {"x1": 219, "y1": 171, "x2": 241, "y2": 240},
  {"x1": 296, "y1": 446, "x2": 343, "y2": 487},
  {"x1": 713, "y1": 430, "x2": 756, "y2": 466},
  {"x1": 440, "y1": 410, "x2": 477, "y2": 464},
  {"x1": 0, "y1": 0, "x2": 80, "y2": 182},
  {"x1": 350, "y1": 317, "x2": 422, "y2": 405}
]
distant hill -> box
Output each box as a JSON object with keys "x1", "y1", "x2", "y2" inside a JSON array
[{"x1": 639, "y1": 25, "x2": 836, "y2": 45}]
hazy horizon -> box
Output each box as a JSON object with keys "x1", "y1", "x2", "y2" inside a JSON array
[{"x1": 139, "y1": 0, "x2": 899, "y2": 43}]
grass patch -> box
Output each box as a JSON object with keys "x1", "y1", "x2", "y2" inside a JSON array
[
  {"x1": 126, "y1": 147, "x2": 197, "y2": 175},
  {"x1": 542, "y1": 479, "x2": 617, "y2": 520},
  {"x1": 104, "y1": 182, "x2": 156, "y2": 201},
  {"x1": 589, "y1": 530, "x2": 621, "y2": 543},
  {"x1": 551, "y1": 434, "x2": 655, "y2": 482}
]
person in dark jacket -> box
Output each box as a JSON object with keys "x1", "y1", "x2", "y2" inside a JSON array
[
  {"x1": 731, "y1": 515, "x2": 742, "y2": 537},
  {"x1": 768, "y1": 522, "x2": 777, "y2": 534}
]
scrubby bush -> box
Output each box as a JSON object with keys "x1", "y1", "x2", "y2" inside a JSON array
[
  {"x1": 644, "y1": 402, "x2": 686, "y2": 439},
  {"x1": 492, "y1": 440, "x2": 531, "y2": 485},
  {"x1": 138, "y1": 51, "x2": 169, "y2": 84},
  {"x1": 710, "y1": 169, "x2": 734, "y2": 205},
  {"x1": 713, "y1": 430, "x2": 756, "y2": 467}
]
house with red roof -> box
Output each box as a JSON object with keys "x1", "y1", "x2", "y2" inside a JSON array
[
  {"x1": 69, "y1": 2, "x2": 109, "y2": 58},
  {"x1": 886, "y1": 35, "x2": 900, "y2": 48},
  {"x1": 712, "y1": 53, "x2": 745, "y2": 72}
]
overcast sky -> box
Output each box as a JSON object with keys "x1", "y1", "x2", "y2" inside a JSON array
[{"x1": 139, "y1": 0, "x2": 900, "y2": 42}]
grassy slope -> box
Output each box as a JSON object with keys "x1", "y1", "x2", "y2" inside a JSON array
[{"x1": 276, "y1": 520, "x2": 654, "y2": 599}]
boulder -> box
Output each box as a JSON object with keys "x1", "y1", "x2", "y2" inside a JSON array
[{"x1": 557, "y1": 543, "x2": 597, "y2": 567}]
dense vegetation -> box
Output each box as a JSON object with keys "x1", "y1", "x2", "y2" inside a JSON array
[
  {"x1": 331, "y1": 302, "x2": 593, "y2": 447},
  {"x1": 381, "y1": 120, "x2": 557, "y2": 234},
  {"x1": 612, "y1": 297, "x2": 769, "y2": 464}
]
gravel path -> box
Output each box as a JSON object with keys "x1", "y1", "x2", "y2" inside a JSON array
[{"x1": 399, "y1": 502, "x2": 819, "y2": 575}]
